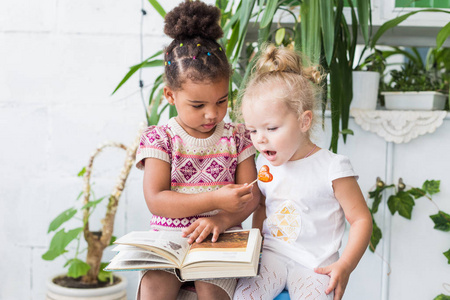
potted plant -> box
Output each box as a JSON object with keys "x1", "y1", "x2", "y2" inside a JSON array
[
  {"x1": 42, "y1": 136, "x2": 142, "y2": 299},
  {"x1": 381, "y1": 47, "x2": 449, "y2": 110},
  {"x1": 352, "y1": 49, "x2": 387, "y2": 110}
]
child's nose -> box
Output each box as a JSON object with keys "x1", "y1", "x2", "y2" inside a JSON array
[
  {"x1": 256, "y1": 132, "x2": 267, "y2": 144},
  {"x1": 205, "y1": 107, "x2": 218, "y2": 119}
]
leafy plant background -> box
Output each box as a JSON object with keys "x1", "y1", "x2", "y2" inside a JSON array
[{"x1": 367, "y1": 178, "x2": 450, "y2": 300}]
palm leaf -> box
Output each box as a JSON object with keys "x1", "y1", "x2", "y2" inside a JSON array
[
  {"x1": 260, "y1": 0, "x2": 279, "y2": 28},
  {"x1": 371, "y1": 9, "x2": 450, "y2": 49},
  {"x1": 319, "y1": 0, "x2": 335, "y2": 65},
  {"x1": 147, "y1": 0, "x2": 166, "y2": 18},
  {"x1": 437, "y1": 21, "x2": 450, "y2": 49}
]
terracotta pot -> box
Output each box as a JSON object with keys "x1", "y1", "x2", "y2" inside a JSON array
[{"x1": 46, "y1": 274, "x2": 127, "y2": 300}]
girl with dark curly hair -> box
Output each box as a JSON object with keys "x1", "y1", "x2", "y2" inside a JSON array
[{"x1": 134, "y1": 1, "x2": 260, "y2": 299}]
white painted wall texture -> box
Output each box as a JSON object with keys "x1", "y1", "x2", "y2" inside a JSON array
[{"x1": 1, "y1": 1, "x2": 449, "y2": 300}]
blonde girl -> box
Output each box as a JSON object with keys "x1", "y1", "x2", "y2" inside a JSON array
[
  {"x1": 233, "y1": 44, "x2": 372, "y2": 300},
  {"x1": 135, "y1": 1, "x2": 259, "y2": 299}
]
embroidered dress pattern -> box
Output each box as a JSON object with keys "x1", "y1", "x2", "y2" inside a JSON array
[
  {"x1": 136, "y1": 119, "x2": 255, "y2": 231},
  {"x1": 267, "y1": 201, "x2": 301, "y2": 243}
]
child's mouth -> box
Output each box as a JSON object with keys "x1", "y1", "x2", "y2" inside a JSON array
[{"x1": 264, "y1": 150, "x2": 277, "y2": 160}]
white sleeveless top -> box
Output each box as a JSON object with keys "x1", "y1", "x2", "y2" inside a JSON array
[{"x1": 257, "y1": 149, "x2": 358, "y2": 269}]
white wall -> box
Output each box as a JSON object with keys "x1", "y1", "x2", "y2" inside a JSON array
[
  {"x1": 1, "y1": 1, "x2": 449, "y2": 300},
  {"x1": 0, "y1": 1, "x2": 198, "y2": 299}
]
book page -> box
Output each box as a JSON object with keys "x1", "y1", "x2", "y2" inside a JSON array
[
  {"x1": 114, "y1": 230, "x2": 190, "y2": 264},
  {"x1": 111, "y1": 249, "x2": 170, "y2": 264},
  {"x1": 183, "y1": 229, "x2": 257, "y2": 267},
  {"x1": 105, "y1": 259, "x2": 175, "y2": 271}
]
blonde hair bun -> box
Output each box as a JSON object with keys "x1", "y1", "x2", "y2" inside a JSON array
[{"x1": 255, "y1": 44, "x2": 323, "y2": 85}]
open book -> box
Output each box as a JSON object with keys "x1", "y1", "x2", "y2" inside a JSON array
[{"x1": 104, "y1": 228, "x2": 262, "y2": 281}]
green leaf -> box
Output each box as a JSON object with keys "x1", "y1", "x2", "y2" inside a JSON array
[
  {"x1": 430, "y1": 211, "x2": 450, "y2": 232},
  {"x1": 407, "y1": 187, "x2": 426, "y2": 199},
  {"x1": 340, "y1": 129, "x2": 354, "y2": 135},
  {"x1": 434, "y1": 294, "x2": 450, "y2": 300},
  {"x1": 319, "y1": 0, "x2": 335, "y2": 65},
  {"x1": 81, "y1": 196, "x2": 106, "y2": 210},
  {"x1": 260, "y1": 0, "x2": 278, "y2": 28},
  {"x1": 66, "y1": 258, "x2": 91, "y2": 278},
  {"x1": 232, "y1": 71, "x2": 243, "y2": 89},
  {"x1": 356, "y1": 0, "x2": 370, "y2": 46},
  {"x1": 47, "y1": 208, "x2": 77, "y2": 233},
  {"x1": 112, "y1": 51, "x2": 163, "y2": 94},
  {"x1": 42, "y1": 227, "x2": 84, "y2": 261},
  {"x1": 301, "y1": 0, "x2": 321, "y2": 64},
  {"x1": 369, "y1": 184, "x2": 395, "y2": 213},
  {"x1": 143, "y1": 60, "x2": 164, "y2": 68},
  {"x1": 149, "y1": 88, "x2": 164, "y2": 126},
  {"x1": 226, "y1": 20, "x2": 240, "y2": 58},
  {"x1": 370, "y1": 191, "x2": 382, "y2": 214},
  {"x1": 275, "y1": 28, "x2": 286, "y2": 45},
  {"x1": 444, "y1": 248, "x2": 450, "y2": 264},
  {"x1": 387, "y1": 191, "x2": 415, "y2": 219},
  {"x1": 423, "y1": 180, "x2": 440, "y2": 195},
  {"x1": 147, "y1": 0, "x2": 166, "y2": 18},
  {"x1": 239, "y1": 0, "x2": 256, "y2": 44},
  {"x1": 109, "y1": 236, "x2": 117, "y2": 246},
  {"x1": 371, "y1": 9, "x2": 450, "y2": 49},
  {"x1": 369, "y1": 218, "x2": 382, "y2": 252},
  {"x1": 77, "y1": 167, "x2": 86, "y2": 177},
  {"x1": 437, "y1": 22, "x2": 450, "y2": 49},
  {"x1": 98, "y1": 262, "x2": 113, "y2": 282}
]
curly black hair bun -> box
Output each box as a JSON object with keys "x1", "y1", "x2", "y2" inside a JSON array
[{"x1": 164, "y1": 0, "x2": 223, "y2": 41}]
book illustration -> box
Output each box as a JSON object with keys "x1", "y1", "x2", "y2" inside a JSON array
[
  {"x1": 115, "y1": 231, "x2": 189, "y2": 259},
  {"x1": 190, "y1": 230, "x2": 249, "y2": 252},
  {"x1": 158, "y1": 240, "x2": 183, "y2": 257},
  {"x1": 169, "y1": 241, "x2": 182, "y2": 251}
]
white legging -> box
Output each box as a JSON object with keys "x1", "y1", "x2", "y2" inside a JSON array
[{"x1": 234, "y1": 249, "x2": 333, "y2": 300}]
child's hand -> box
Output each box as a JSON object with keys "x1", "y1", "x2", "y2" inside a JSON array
[
  {"x1": 181, "y1": 215, "x2": 226, "y2": 244},
  {"x1": 314, "y1": 259, "x2": 352, "y2": 300},
  {"x1": 214, "y1": 184, "x2": 253, "y2": 213}
]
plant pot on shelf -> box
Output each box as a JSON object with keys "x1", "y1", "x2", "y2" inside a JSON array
[
  {"x1": 351, "y1": 71, "x2": 380, "y2": 110},
  {"x1": 382, "y1": 91, "x2": 447, "y2": 110},
  {"x1": 46, "y1": 274, "x2": 127, "y2": 300}
]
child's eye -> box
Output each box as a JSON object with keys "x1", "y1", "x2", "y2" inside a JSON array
[
  {"x1": 217, "y1": 99, "x2": 227, "y2": 105},
  {"x1": 249, "y1": 130, "x2": 257, "y2": 134},
  {"x1": 268, "y1": 127, "x2": 278, "y2": 131},
  {"x1": 192, "y1": 104, "x2": 204, "y2": 109}
]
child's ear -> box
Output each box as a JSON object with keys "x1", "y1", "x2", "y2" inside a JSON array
[
  {"x1": 300, "y1": 110, "x2": 313, "y2": 132},
  {"x1": 164, "y1": 86, "x2": 175, "y2": 105}
]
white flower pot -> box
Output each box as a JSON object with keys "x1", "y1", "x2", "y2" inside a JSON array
[
  {"x1": 351, "y1": 71, "x2": 380, "y2": 110},
  {"x1": 382, "y1": 91, "x2": 447, "y2": 110},
  {"x1": 46, "y1": 274, "x2": 127, "y2": 300}
]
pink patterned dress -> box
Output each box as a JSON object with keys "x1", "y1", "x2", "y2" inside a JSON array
[{"x1": 136, "y1": 118, "x2": 255, "y2": 231}]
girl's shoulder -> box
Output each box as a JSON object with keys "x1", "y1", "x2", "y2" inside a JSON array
[
  {"x1": 319, "y1": 150, "x2": 357, "y2": 181},
  {"x1": 315, "y1": 148, "x2": 350, "y2": 162},
  {"x1": 141, "y1": 123, "x2": 175, "y2": 140}
]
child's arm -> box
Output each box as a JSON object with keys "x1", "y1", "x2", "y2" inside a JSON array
[
  {"x1": 142, "y1": 158, "x2": 254, "y2": 219},
  {"x1": 182, "y1": 155, "x2": 261, "y2": 243},
  {"x1": 252, "y1": 195, "x2": 266, "y2": 232},
  {"x1": 314, "y1": 176, "x2": 372, "y2": 300}
]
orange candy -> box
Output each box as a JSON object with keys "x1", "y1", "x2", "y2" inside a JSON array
[{"x1": 258, "y1": 165, "x2": 273, "y2": 183}]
